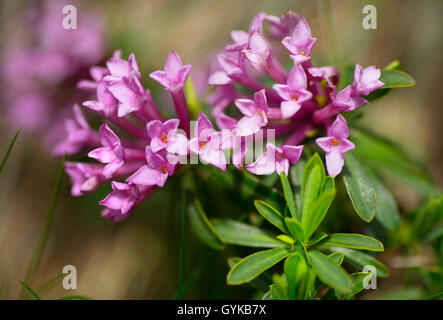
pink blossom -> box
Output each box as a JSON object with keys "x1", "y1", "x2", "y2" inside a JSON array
[
  {"x1": 316, "y1": 115, "x2": 355, "y2": 177},
  {"x1": 246, "y1": 143, "x2": 304, "y2": 176},
  {"x1": 234, "y1": 89, "x2": 269, "y2": 136},
  {"x1": 273, "y1": 65, "x2": 313, "y2": 119},
  {"x1": 147, "y1": 119, "x2": 188, "y2": 155}
]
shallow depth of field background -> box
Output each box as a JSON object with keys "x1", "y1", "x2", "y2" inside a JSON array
[{"x1": 0, "y1": 0, "x2": 442, "y2": 299}]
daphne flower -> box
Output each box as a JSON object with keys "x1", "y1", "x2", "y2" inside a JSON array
[
  {"x1": 65, "y1": 162, "x2": 105, "y2": 196},
  {"x1": 273, "y1": 65, "x2": 313, "y2": 119},
  {"x1": 225, "y1": 30, "x2": 249, "y2": 52},
  {"x1": 150, "y1": 52, "x2": 191, "y2": 135},
  {"x1": 150, "y1": 51, "x2": 191, "y2": 93},
  {"x1": 189, "y1": 112, "x2": 228, "y2": 171},
  {"x1": 147, "y1": 119, "x2": 188, "y2": 155},
  {"x1": 234, "y1": 89, "x2": 269, "y2": 136},
  {"x1": 99, "y1": 181, "x2": 140, "y2": 216},
  {"x1": 88, "y1": 124, "x2": 145, "y2": 178},
  {"x1": 105, "y1": 52, "x2": 140, "y2": 81},
  {"x1": 243, "y1": 32, "x2": 287, "y2": 83},
  {"x1": 332, "y1": 85, "x2": 368, "y2": 112},
  {"x1": 53, "y1": 104, "x2": 100, "y2": 156},
  {"x1": 282, "y1": 18, "x2": 316, "y2": 65},
  {"x1": 127, "y1": 147, "x2": 175, "y2": 187},
  {"x1": 316, "y1": 115, "x2": 355, "y2": 177},
  {"x1": 265, "y1": 11, "x2": 300, "y2": 39},
  {"x1": 352, "y1": 64, "x2": 384, "y2": 96},
  {"x1": 246, "y1": 143, "x2": 304, "y2": 176}
]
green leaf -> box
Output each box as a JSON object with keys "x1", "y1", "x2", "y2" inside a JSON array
[
  {"x1": 284, "y1": 217, "x2": 305, "y2": 243},
  {"x1": 344, "y1": 272, "x2": 373, "y2": 299},
  {"x1": 322, "y1": 233, "x2": 384, "y2": 252},
  {"x1": 308, "y1": 251, "x2": 351, "y2": 293},
  {"x1": 280, "y1": 172, "x2": 299, "y2": 219},
  {"x1": 284, "y1": 254, "x2": 308, "y2": 300},
  {"x1": 227, "y1": 257, "x2": 271, "y2": 292},
  {"x1": 368, "y1": 171, "x2": 401, "y2": 231},
  {"x1": 301, "y1": 154, "x2": 326, "y2": 218},
  {"x1": 227, "y1": 247, "x2": 290, "y2": 285},
  {"x1": 351, "y1": 128, "x2": 436, "y2": 196},
  {"x1": 329, "y1": 252, "x2": 344, "y2": 265},
  {"x1": 254, "y1": 200, "x2": 288, "y2": 233},
  {"x1": 302, "y1": 189, "x2": 336, "y2": 240},
  {"x1": 211, "y1": 219, "x2": 285, "y2": 248},
  {"x1": 343, "y1": 152, "x2": 376, "y2": 222},
  {"x1": 378, "y1": 69, "x2": 416, "y2": 88},
  {"x1": 188, "y1": 198, "x2": 224, "y2": 250},
  {"x1": 308, "y1": 232, "x2": 328, "y2": 247},
  {"x1": 328, "y1": 247, "x2": 389, "y2": 278},
  {"x1": 0, "y1": 131, "x2": 19, "y2": 178}
]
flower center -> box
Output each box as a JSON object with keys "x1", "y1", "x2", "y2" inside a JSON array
[
  {"x1": 292, "y1": 94, "x2": 299, "y2": 101},
  {"x1": 199, "y1": 141, "x2": 207, "y2": 148},
  {"x1": 299, "y1": 49, "x2": 306, "y2": 56},
  {"x1": 161, "y1": 166, "x2": 168, "y2": 173},
  {"x1": 161, "y1": 134, "x2": 168, "y2": 143},
  {"x1": 331, "y1": 138, "x2": 341, "y2": 146}
]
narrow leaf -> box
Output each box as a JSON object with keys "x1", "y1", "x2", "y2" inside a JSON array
[
  {"x1": 254, "y1": 200, "x2": 288, "y2": 233},
  {"x1": 227, "y1": 257, "x2": 272, "y2": 292},
  {"x1": 329, "y1": 246, "x2": 389, "y2": 278},
  {"x1": 308, "y1": 250, "x2": 351, "y2": 293},
  {"x1": 368, "y1": 171, "x2": 401, "y2": 231},
  {"x1": 284, "y1": 253, "x2": 308, "y2": 300},
  {"x1": 227, "y1": 247, "x2": 290, "y2": 285},
  {"x1": 301, "y1": 154, "x2": 326, "y2": 218},
  {"x1": 343, "y1": 152, "x2": 376, "y2": 222},
  {"x1": 303, "y1": 189, "x2": 336, "y2": 240},
  {"x1": 322, "y1": 233, "x2": 384, "y2": 252},
  {"x1": 211, "y1": 219, "x2": 285, "y2": 248},
  {"x1": 284, "y1": 217, "x2": 305, "y2": 243},
  {"x1": 188, "y1": 198, "x2": 224, "y2": 250},
  {"x1": 280, "y1": 172, "x2": 299, "y2": 219}
]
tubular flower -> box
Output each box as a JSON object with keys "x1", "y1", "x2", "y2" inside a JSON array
[{"x1": 316, "y1": 115, "x2": 355, "y2": 177}]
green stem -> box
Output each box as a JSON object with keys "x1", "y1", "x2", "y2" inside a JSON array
[
  {"x1": 177, "y1": 189, "x2": 186, "y2": 299},
  {"x1": 20, "y1": 155, "x2": 65, "y2": 299}
]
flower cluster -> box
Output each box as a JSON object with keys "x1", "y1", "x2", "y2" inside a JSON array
[
  {"x1": 60, "y1": 11, "x2": 384, "y2": 222},
  {"x1": 0, "y1": 0, "x2": 106, "y2": 148},
  {"x1": 207, "y1": 11, "x2": 383, "y2": 176}
]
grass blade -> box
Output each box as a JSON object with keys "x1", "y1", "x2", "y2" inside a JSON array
[
  {"x1": 20, "y1": 155, "x2": 65, "y2": 299},
  {"x1": 19, "y1": 281, "x2": 40, "y2": 300},
  {"x1": 0, "y1": 131, "x2": 19, "y2": 177}
]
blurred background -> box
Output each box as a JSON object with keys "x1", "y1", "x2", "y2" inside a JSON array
[{"x1": 0, "y1": 0, "x2": 442, "y2": 299}]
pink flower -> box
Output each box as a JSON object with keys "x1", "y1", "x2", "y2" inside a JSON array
[
  {"x1": 273, "y1": 65, "x2": 313, "y2": 119},
  {"x1": 189, "y1": 112, "x2": 228, "y2": 171},
  {"x1": 265, "y1": 11, "x2": 300, "y2": 39},
  {"x1": 316, "y1": 115, "x2": 355, "y2": 177},
  {"x1": 150, "y1": 51, "x2": 191, "y2": 93},
  {"x1": 127, "y1": 147, "x2": 175, "y2": 187},
  {"x1": 99, "y1": 182, "x2": 140, "y2": 216},
  {"x1": 352, "y1": 64, "x2": 384, "y2": 96},
  {"x1": 53, "y1": 104, "x2": 100, "y2": 156},
  {"x1": 88, "y1": 124, "x2": 145, "y2": 178},
  {"x1": 282, "y1": 18, "x2": 316, "y2": 65},
  {"x1": 65, "y1": 162, "x2": 104, "y2": 196},
  {"x1": 234, "y1": 89, "x2": 269, "y2": 136},
  {"x1": 246, "y1": 143, "x2": 304, "y2": 176},
  {"x1": 147, "y1": 119, "x2": 188, "y2": 155}
]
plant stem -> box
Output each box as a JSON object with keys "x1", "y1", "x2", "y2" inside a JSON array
[{"x1": 177, "y1": 189, "x2": 186, "y2": 299}]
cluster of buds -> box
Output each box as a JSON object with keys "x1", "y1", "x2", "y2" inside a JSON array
[{"x1": 59, "y1": 11, "x2": 384, "y2": 222}]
